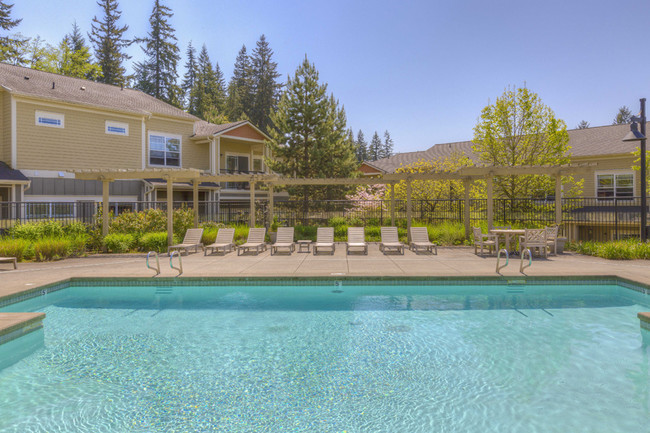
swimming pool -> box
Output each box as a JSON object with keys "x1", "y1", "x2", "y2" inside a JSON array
[{"x1": 0, "y1": 278, "x2": 649, "y2": 432}]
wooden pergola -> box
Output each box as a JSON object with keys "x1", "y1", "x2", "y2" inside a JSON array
[{"x1": 74, "y1": 163, "x2": 596, "y2": 246}]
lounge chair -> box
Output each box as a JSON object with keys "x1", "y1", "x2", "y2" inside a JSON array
[
  {"x1": 473, "y1": 227, "x2": 497, "y2": 256},
  {"x1": 545, "y1": 225, "x2": 559, "y2": 255},
  {"x1": 271, "y1": 227, "x2": 295, "y2": 255},
  {"x1": 520, "y1": 228, "x2": 548, "y2": 258},
  {"x1": 0, "y1": 256, "x2": 17, "y2": 269},
  {"x1": 409, "y1": 227, "x2": 437, "y2": 254},
  {"x1": 236, "y1": 227, "x2": 267, "y2": 256},
  {"x1": 379, "y1": 226, "x2": 404, "y2": 254},
  {"x1": 168, "y1": 228, "x2": 204, "y2": 255},
  {"x1": 204, "y1": 228, "x2": 235, "y2": 255},
  {"x1": 346, "y1": 227, "x2": 368, "y2": 255},
  {"x1": 313, "y1": 227, "x2": 335, "y2": 255}
]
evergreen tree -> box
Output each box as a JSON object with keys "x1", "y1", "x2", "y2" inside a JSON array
[
  {"x1": 249, "y1": 34, "x2": 281, "y2": 132},
  {"x1": 613, "y1": 106, "x2": 632, "y2": 125},
  {"x1": 213, "y1": 62, "x2": 227, "y2": 114},
  {"x1": 369, "y1": 131, "x2": 382, "y2": 161},
  {"x1": 355, "y1": 130, "x2": 368, "y2": 162},
  {"x1": 89, "y1": 0, "x2": 130, "y2": 85},
  {"x1": 266, "y1": 56, "x2": 358, "y2": 209},
  {"x1": 225, "y1": 45, "x2": 253, "y2": 121},
  {"x1": 0, "y1": 1, "x2": 27, "y2": 65},
  {"x1": 382, "y1": 130, "x2": 394, "y2": 158},
  {"x1": 181, "y1": 41, "x2": 198, "y2": 111},
  {"x1": 59, "y1": 23, "x2": 101, "y2": 79},
  {"x1": 133, "y1": 0, "x2": 182, "y2": 107},
  {"x1": 577, "y1": 120, "x2": 590, "y2": 129}
]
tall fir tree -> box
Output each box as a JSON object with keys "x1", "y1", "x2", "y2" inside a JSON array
[
  {"x1": 225, "y1": 45, "x2": 253, "y2": 121},
  {"x1": 0, "y1": 1, "x2": 28, "y2": 65},
  {"x1": 89, "y1": 0, "x2": 130, "y2": 85},
  {"x1": 133, "y1": 0, "x2": 182, "y2": 107},
  {"x1": 213, "y1": 62, "x2": 227, "y2": 114},
  {"x1": 382, "y1": 130, "x2": 394, "y2": 159},
  {"x1": 613, "y1": 106, "x2": 632, "y2": 125},
  {"x1": 249, "y1": 34, "x2": 281, "y2": 132},
  {"x1": 266, "y1": 56, "x2": 357, "y2": 209},
  {"x1": 181, "y1": 41, "x2": 198, "y2": 111},
  {"x1": 355, "y1": 130, "x2": 368, "y2": 162},
  {"x1": 369, "y1": 131, "x2": 382, "y2": 161},
  {"x1": 59, "y1": 23, "x2": 101, "y2": 79}
]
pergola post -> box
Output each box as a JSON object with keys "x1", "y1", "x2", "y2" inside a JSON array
[
  {"x1": 486, "y1": 175, "x2": 494, "y2": 230},
  {"x1": 555, "y1": 173, "x2": 562, "y2": 226},
  {"x1": 390, "y1": 182, "x2": 396, "y2": 226},
  {"x1": 250, "y1": 181, "x2": 256, "y2": 227},
  {"x1": 101, "y1": 179, "x2": 111, "y2": 237},
  {"x1": 192, "y1": 179, "x2": 199, "y2": 228},
  {"x1": 268, "y1": 183, "x2": 274, "y2": 228},
  {"x1": 406, "y1": 179, "x2": 412, "y2": 241},
  {"x1": 166, "y1": 177, "x2": 174, "y2": 247},
  {"x1": 463, "y1": 178, "x2": 471, "y2": 240}
]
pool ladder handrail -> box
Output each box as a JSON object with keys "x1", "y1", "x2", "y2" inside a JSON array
[
  {"x1": 169, "y1": 251, "x2": 183, "y2": 277},
  {"x1": 496, "y1": 248, "x2": 509, "y2": 274},
  {"x1": 146, "y1": 251, "x2": 160, "y2": 277},
  {"x1": 520, "y1": 248, "x2": 532, "y2": 274}
]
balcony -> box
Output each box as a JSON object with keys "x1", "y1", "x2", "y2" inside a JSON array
[{"x1": 219, "y1": 169, "x2": 266, "y2": 190}]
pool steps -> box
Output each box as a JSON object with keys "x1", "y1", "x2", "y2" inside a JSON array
[{"x1": 0, "y1": 312, "x2": 45, "y2": 345}]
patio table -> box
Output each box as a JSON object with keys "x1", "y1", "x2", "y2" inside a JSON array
[{"x1": 489, "y1": 228, "x2": 525, "y2": 254}]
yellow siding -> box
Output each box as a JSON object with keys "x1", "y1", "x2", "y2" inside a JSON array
[
  {"x1": 16, "y1": 100, "x2": 142, "y2": 170},
  {"x1": 218, "y1": 138, "x2": 265, "y2": 171},
  {"x1": 571, "y1": 155, "x2": 639, "y2": 196},
  {"x1": 145, "y1": 117, "x2": 208, "y2": 170},
  {"x1": 1, "y1": 91, "x2": 10, "y2": 165}
]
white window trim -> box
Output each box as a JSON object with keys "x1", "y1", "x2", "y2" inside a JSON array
[
  {"x1": 106, "y1": 120, "x2": 129, "y2": 136},
  {"x1": 595, "y1": 170, "x2": 635, "y2": 200},
  {"x1": 148, "y1": 131, "x2": 182, "y2": 168},
  {"x1": 35, "y1": 110, "x2": 64, "y2": 128}
]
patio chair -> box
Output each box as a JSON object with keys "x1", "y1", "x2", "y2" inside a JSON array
[
  {"x1": 545, "y1": 225, "x2": 560, "y2": 255},
  {"x1": 313, "y1": 227, "x2": 335, "y2": 255},
  {"x1": 0, "y1": 256, "x2": 17, "y2": 269},
  {"x1": 519, "y1": 228, "x2": 548, "y2": 258},
  {"x1": 271, "y1": 227, "x2": 295, "y2": 255},
  {"x1": 409, "y1": 227, "x2": 437, "y2": 254},
  {"x1": 168, "y1": 228, "x2": 204, "y2": 255},
  {"x1": 204, "y1": 228, "x2": 235, "y2": 255},
  {"x1": 346, "y1": 227, "x2": 368, "y2": 255},
  {"x1": 472, "y1": 227, "x2": 497, "y2": 256},
  {"x1": 380, "y1": 226, "x2": 404, "y2": 255},
  {"x1": 237, "y1": 228, "x2": 267, "y2": 256}
]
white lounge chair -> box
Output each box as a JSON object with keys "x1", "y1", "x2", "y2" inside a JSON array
[
  {"x1": 472, "y1": 227, "x2": 497, "y2": 256},
  {"x1": 168, "y1": 228, "x2": 204, "y2": 255},
  {"x1": 237, "y1": 227, "x2": 267, "y2": 256},
  {"x1": 409, "y1": 227, "x2": 437, "y2": 254},
  {"x1": 313, "y1": 227, "x2": 335, "y2": 255},
  {"x1": 346, "y1": 227, "x2": 368, "y2": 255},
  {"x1": 520, "y1": 228, "x2": 548, "y2": 258},
  {"x1": 379, "y1": 226, "x2": 404, "y2": 254},
  {"x1": 271, "y1": 227, "x2": 295, "y2": 255},
  {"x1": 0, "y1": 256, "x2": 17, "y2": 269},
  {"x1": 204, "y1": 228, "x2": 235, "y2": 255}
]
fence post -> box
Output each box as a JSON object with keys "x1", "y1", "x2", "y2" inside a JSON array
[
  {"x1": 249, "y1": 181, "x2": 256, "y2": 227},
  {"x1": 192, "y1": 179, "x2": 199, "y2": 228},
  {"x1": 406, "y1": 179, "x2": 412, "y2": 242},
  {"x1": 390, "y1": 183, "x2": 396, "y2": 226},
  {"x1": 614, "y1": 197, "x2": 618, "y2": 240},
  {"x1": 487, "y1": 175, "x2": 494, "y2": 230}
]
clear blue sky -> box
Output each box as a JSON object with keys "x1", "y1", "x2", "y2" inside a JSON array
[{"x1": 12, "y1": 0, "x2": 650, "y2": 153}]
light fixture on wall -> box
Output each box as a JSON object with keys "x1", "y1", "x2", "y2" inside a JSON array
[{"x1": 622, "y1": 98, "x2": 647, "y2": 242}]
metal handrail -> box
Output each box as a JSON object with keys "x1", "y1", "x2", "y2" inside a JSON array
[
  {"x1": 496, "y1": 249, "x2": 509, "y2": 274},
  {"x1": 146, "y1": 251, "x2": 160, "y2": 277},
  {"x1": 520, "y1": 248, "x2": 532, "y2": 274},
  {"x1": 169, "y1": 251, "x2": 183, "y2": 277}
]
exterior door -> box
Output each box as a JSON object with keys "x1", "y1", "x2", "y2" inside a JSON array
[{"x1": 0, "y1": 186, "x2": 10, "y2": 220}]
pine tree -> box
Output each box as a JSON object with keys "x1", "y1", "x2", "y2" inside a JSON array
[
  {"x1": 355, "y1": 130, "x2": 368, "y2": 162},
  {"x1": 613, "y1": 106, "x2": 632, "y2": 125},
  {"x1": 249, "y1": 34, "x2": 281, "y2": 132},
  {"x1": 0, "y1": 1, "x2": 28, "y2": 65},
  {"x1": 382, "y1": 130, "x2": 394, "y2": 159},
  {"x1": 267, "y1": 56, "x2": 357, "y2": 209},
  {"x1": 369, "y1": 131, "x2": 382, "y2": 161},
  {"x1": 181, "y1": 41, "x2": 198, "y2": 111},
  {"x1": 577, "y1": 120, "x2": 590, "y2": 129},
  {"x1": 58, "y1": 23, "x2": 102, "y2": 79},
  {"x1": 89, "y1": 0, "x2": 130, "y2": 85},
  {"x1": 225, "y1": 45, "x2": 253, "y2": 121},
  {"x1": 213, "y1": 62, "x2": 227, "y2": 114}
]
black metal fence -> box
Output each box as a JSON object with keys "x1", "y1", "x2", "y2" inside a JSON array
[{"x1": 0, "y1": 197, "x2": 647, "y2": 242}]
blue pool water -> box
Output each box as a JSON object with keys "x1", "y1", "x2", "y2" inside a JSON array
[{"x1": 0, "y1": 281, "x2": 649, "y2": 432}]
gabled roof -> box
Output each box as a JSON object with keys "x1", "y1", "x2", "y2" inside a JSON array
[
  {"x1": 192, "y1": 119, "x2": 270, "y2": 140},
  {"x1": 366, "y1": 123, "x2": 646, "y2": 173},
  {"x1": 0, "y1": 63, "x2": 197, "y2": 120}
]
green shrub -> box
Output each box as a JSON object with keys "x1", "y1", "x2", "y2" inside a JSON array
[
  {"x1": 328, "y1": 216, "x2": 347, "y2": 227},
  {"x1": 230, "y1": 224, "x2": 250, "y2": 245},
  {"x1": 201, "y1": 228, "x2": 219, "y2": 245},
  {"x1": 365, "y1": 226, "x2": 381, "y2": 242},
  {"x1": 9, "y1": 221, "x2": 65, "y2": 241},
  {"x1": 139, "y1": 232, "x2": 170, "y2": 253},
  {"x1": 34, "y1": 237, "x2": 71, "y2": 261},
  {"x1": 63, "y1": 222, "x2": 89, "y2": 237},
  {"x1": 0, "y1": 238, "x2": 32, "y2": 261},
  {"x1": 295, "y1": 225, "x2": 317, "y2": 241},
  {"x1": 333, "y1": 224, "x2": 348, "y2": 241},
  {"x1": 173, "y1": 208, "x2": 196, "y2": 238},
  {"x1": 68, "y1": 235, "x2": 88, "y2": 257},
  {"x1": 567, "y1": 239, "x2": 650, "y2": 260},
  {"x1": 103, "y1": 233, "x2": 136, "y2": 253}
]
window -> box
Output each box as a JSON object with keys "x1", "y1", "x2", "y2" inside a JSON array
[
  {"x1": 224, "y1": 154, "x2": 249, "y2": 189},
  {"x1": 253, "y1": 157, "x2": 263, "y2": 173},
  {"x1": 149, "y1": 133, "x2": 181, "y2": 167},
  {"x1": 35, "y1": 111, "x2": 64, "y2": 128},
  {"x1": 106, "y1": 120, "x2": 129, "y2": 136},
  {"x1": 596, "y1": 172, "x2": 634, "y2": 199}
]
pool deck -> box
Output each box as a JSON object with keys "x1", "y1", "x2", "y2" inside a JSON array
[{"x1": 1, "y1": 245, "x2": 649, "y2": 335}]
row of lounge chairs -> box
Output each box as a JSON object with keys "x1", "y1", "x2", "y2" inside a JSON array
[{"x1": 167, "y1": 227, "x2": 438, "y2": 257}]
